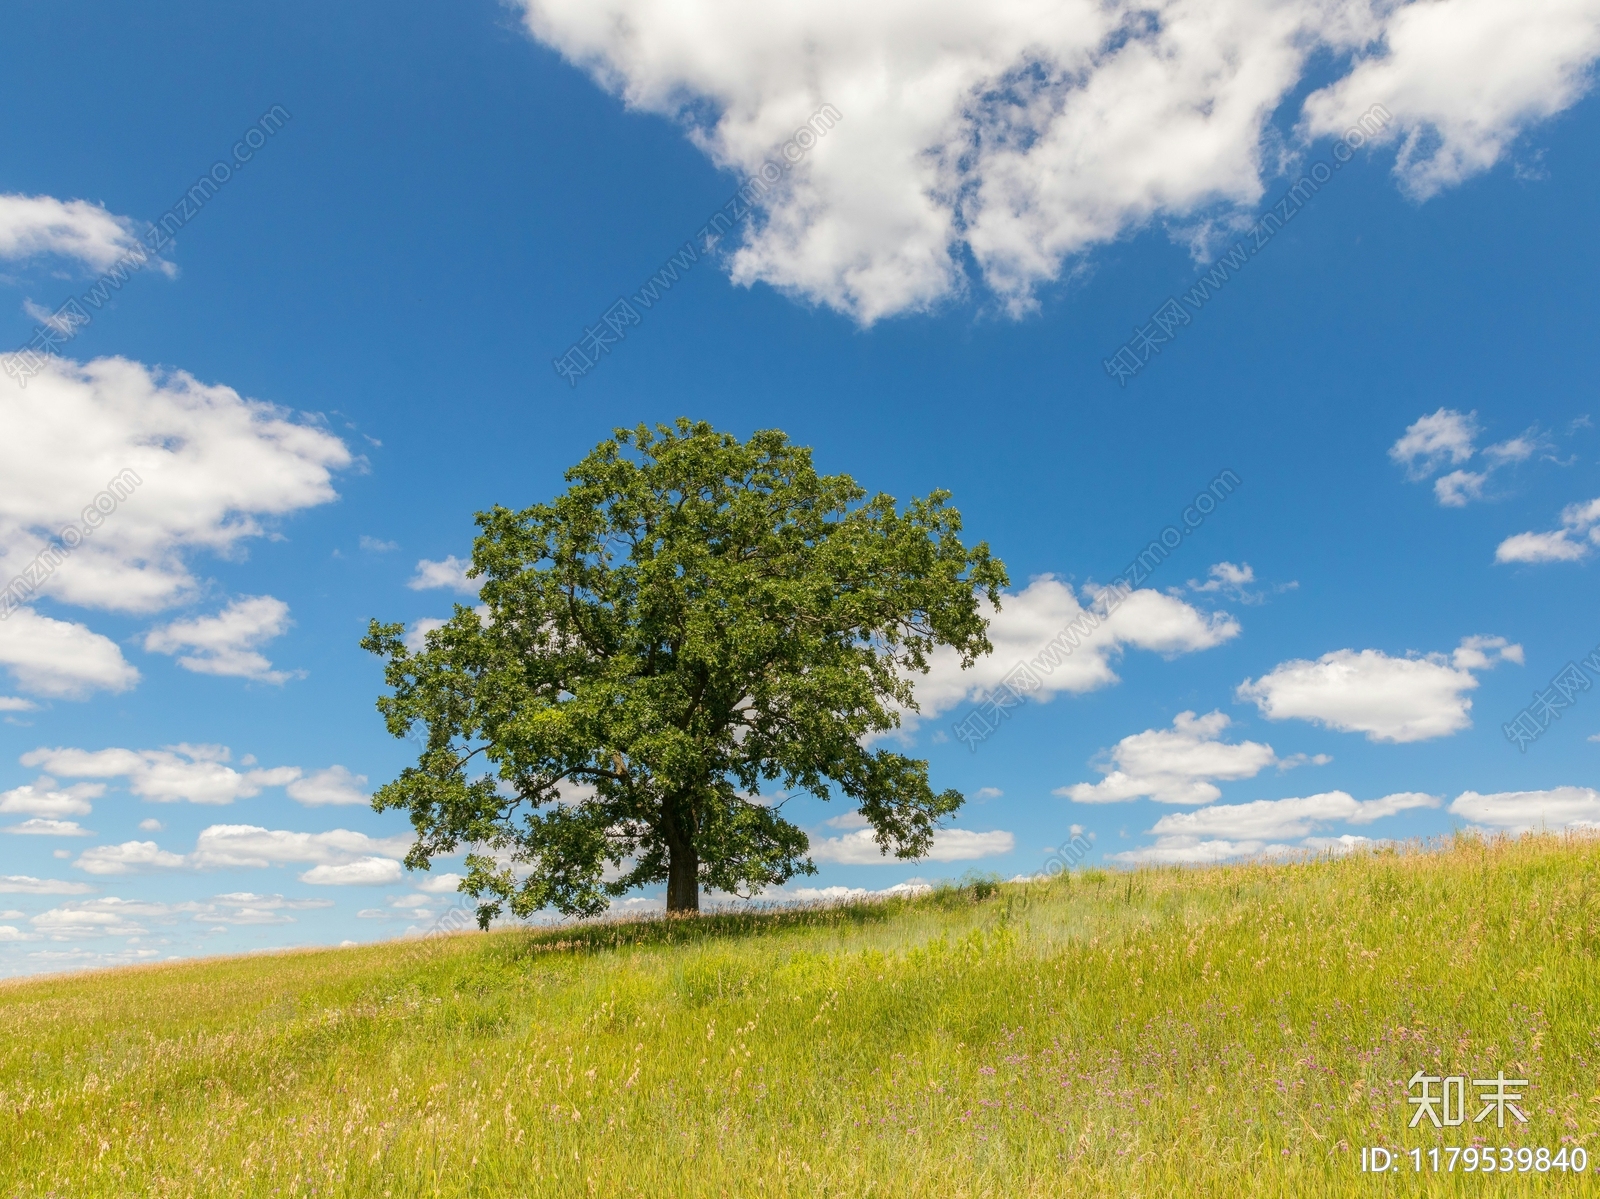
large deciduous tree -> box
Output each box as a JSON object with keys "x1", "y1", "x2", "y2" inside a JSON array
[{"x1": 362, "y1": 420, "x2": 1007, "y2": 923}]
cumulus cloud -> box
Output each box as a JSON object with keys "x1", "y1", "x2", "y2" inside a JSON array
[
  {"x1": 74, "y1": 840, "x2": 188, "y2": 875},
  {"x1": 0, "y1": 874, "x2": 94, "y2": 895},
  {"x1": 413, "y1": 871, "x2": 466, "y2": 895},
  {"x1": 1300, "y1": 0, "x2": 1600, "y2": 200},
  {"x1": 144, "y1": 596, "x2": 300, "y2": 683},
  {"x1": 286, "y1": 765, "x2": 369, "y2": 807},
  {"x1": 402, "y1": 617, "x2": 450, "y2": 654},
  {"x1": 1390, "y1": 409, "x2": 1480, "y2": 479},
  {"x1": 189, "y1": 824, "x2": 412, "y2": 886},
  {"x1": 32, "y1": 898, "x2": 155, "y2": 939},
  {"x1": 23, "y1": 743, "x2": 302, "y2": 805},
  {"x1": 1111, "y1": 832, "x2": 1381, "y2": 864},
  {"x1": 1145, "y1": 789, "x2": 1437, "y2": 842},
  {"x1": 0, "y1": 779, "x2": 102, "y2": 817},
  {"x1": 0, "y1": 606, "x2": 140, "y2": 699},
  {"x1": 751, "y1": 880, "x2": 933, "y2": 904},
  {"x1": 908, "y1": 577, "x2": 1237, "y2": 727},
  {"x1": 1108, "y1": 792, "x2": 1435, "y2": 863},
  {"x1": 0, "y1": 193, "x2": 152, "y2": 272},
  {"x1": 1496, "y1": 497, "x2": 1600, "y2": 564},
  {"x1": 3, "y1": 818, "x2": 93, "y2": 836},
  {"x1": 0, "y1": 356, "x2": 351, "y2": 615},
  {"x1": 191, "y1": 892, "x2": 333, "y2": 925},
  {"x1": 808, "y1": 826, "x2": 1015, "y2": 864},
  {"x1": 1449, "y1": 786, "x2": 1600, "y2": 834},
  {"x1": 1391, "y1": 408, "x2": 1556, "y2": 509},
  {"x1": 1238, "y1": 636, "x2": 1521, "y2": 742},
  {"x1": 1187, "y1": 561, "x2": 1265, "y2": 604},
  {"x1": 1057, "y1": 710, "x2": 1287, "y2": 806},
  {"x1": 64, "y1": 822, "x2": 413, "y2": 885},
  {"x1": 299, "y1": 858, "x2": 404, "y2": 886},
  {"x1": 515, "y1": 0, "x2": 1600, "y2": 322},
  {"x1": 28, "y1": 892, "x2": 331, "y2": 940},
  {"x1": 408, "y1": 556, "x2": 480, "y2": 595}
]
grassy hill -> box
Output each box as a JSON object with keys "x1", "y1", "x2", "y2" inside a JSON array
[{"x1": 4, "y1": 832, "x2": 1599, "y2": 1197}]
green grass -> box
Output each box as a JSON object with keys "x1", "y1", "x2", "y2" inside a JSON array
[{"x1": 6, "y1": 832, "x2": 1600, "y2": 1197}]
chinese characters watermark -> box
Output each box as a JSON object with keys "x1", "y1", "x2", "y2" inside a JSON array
[
  {"x1": 4, "y1": 105, "x2": 292, "y2": 388},
  {"x1": 1408, "y1": 1070, "x2": 1528, "y2": 1129},
  {"x1": 950, "y1": 470, "x2": 1241, "y2": 751},
  {"x1": 552, "y1": 104, "x2": 842, "y2": 387},
  {"x1": 1104, "y1": 104, "x2": 1392, "y2": 387},
  {"x1": 1504, "y1": 640, "x2": 1600, "y2": 751}
]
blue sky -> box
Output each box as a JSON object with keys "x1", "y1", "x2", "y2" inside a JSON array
[{"x1": 1, "y1": 0, "x2": 1597, "y2": 974}]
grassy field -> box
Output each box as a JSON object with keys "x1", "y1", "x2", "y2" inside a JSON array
[{"x1": 5, "y1": 832, "x2": 1600, "y2": 1197}]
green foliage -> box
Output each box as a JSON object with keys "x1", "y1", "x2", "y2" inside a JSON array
[
  {"x1": 11, "y1": 835, "x2": 1600, "y2": 1197},
  {"x1": 362, "y1": 420, "x2": 1007, "y2": 919}
]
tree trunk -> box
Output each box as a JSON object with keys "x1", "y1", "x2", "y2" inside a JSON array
[
  {"x1": 663, "y1": 791, "x2": 700, "y2": 914},
  {"x1": 666, "y1": 839, "x2": 699, "y2": 913}
]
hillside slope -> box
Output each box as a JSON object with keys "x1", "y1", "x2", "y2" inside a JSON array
[{"x1": 4, "y1": 834, "x2": 1599, "y2": 1197}]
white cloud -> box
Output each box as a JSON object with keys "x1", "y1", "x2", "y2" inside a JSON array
[
  {"x1": 413, "y1": 872, "x2": 465, "y2": 895},
  {"x1": 300, "y1": 857, "x2": 404, "y2": 886},
  {"x1": 0, "y1": 925, "x2": 38, "y2": 942},
  {"x1": 23, "y1": 743, "x2": 303, "y2": 805},
  {"x1": 1238, "y1": 636, "x2": 1521, "y2": 743},
  {"x1": 747, "y1": 880, "x2": 933, "y2": 905},
  {"x1": 144, "y1": 596, "x2": 300, "y2": 683},
  {"x1": 32, "y1": 903, "x2": 149, "y2": 939},
  {"x1": 823, "y1": 810, "x2": 871, "y2": 830},
  {"x1": 138, "y1": 818, "x2": 163, "y2": 831},
  {"x1": 908, "y1": 577, "x2": 1238, "y2": 726},
  {"x1": 74, "y1": 840, "x2": 187, "y2": 875},
  {"x1": 973, "y1": 787, "x2": 1003, "y2": 800},
  {"x1": 0, "y1": 193, "x2": 152, "y2": 272},
  {"x1": 1058, "y1": 710, "x2": 1285, "y2": 806},
  {"x1": 23, "y1": 893, "x2": 331, "y2": 942},
  {"x1": 24, "y1": 946, "x2": 163, "y2": 967},
  {"x1": 1433, "y1": 470, "x2": 1489, "y2": 508},
  {"x1": 0, "y1": 874, "x2": 94, "y2": 895},
  {"x1": 1392, "y1": 409, "x2": 1557, "y2": 509},
  {"x1": 2, "y1": 818, "x2": 93, "y2": 836},
  {"x1": 515, "y1": 0, "x2": 1599, "y2": 322},
  {"x1": 408, "y1": 556, "x2": 480, "y2": 595},
  {"x1": 0, "y1": 607, "x2": 140, "y2": 699},
  {"x1": 1451, "y1": 634, "x2": 1525, "y2": 670},
  {"x1": 191, "y1": 893, "x2": 319, "y2": 926},
  {"x1": 0, "y1": 780, "x2": 102, "y2": 817},
  {"x1": 1300, "y1": 0, "x2": 1600, "y2": 200},
  {"x1": 402, "y1": 617, "x2": 450, "y2": 654},
  {"x1": 1145, "y1": 789, "x2": 1438, "y2": 841},
  {"x1": 1449, "y1": 786, "x2": 1600, "y2": 834},
  {"x1": 286, "y1": 765, "x2": 369, "y2": 807},
  {"x1": 0, "y1": 697, "x2": 35, "y2": 712},
  {"x1": 61, "y1": 822, "x2": 412, "y2": 885},
  {"x1": 1109, "y1": 834, "x2": 1382, "y2": 864},
  {"x1": 809, "y1": 826, "x2": 1014, "y2": 864},
  {"x1": 1496, "y1": 497, "x2": 1600, "y2": 564},
  {"x1": 1187, "y1": 561, "x2": 1265, "y2": 604},
  {"x1": 359, "y1": 535, "x2": 398, "y2": 552},
  {"x1": 189, "y1": 823, "x2": 411, "y2": 871},
  {"x1": 1389, "y1": 408, "x2": 1479, "y2": 479},
  {"x1": 0, "y1": 356, "x2": 350, "y2": 615}
]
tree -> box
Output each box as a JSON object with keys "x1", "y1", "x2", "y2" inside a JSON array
[{"x1": 362, "y1": 420, "x2": 1007, "y2": 923}]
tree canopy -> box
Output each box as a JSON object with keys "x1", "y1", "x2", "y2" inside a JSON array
[{"x1": 362, "y1": 420, "x2": 1007, "y2": 922}]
